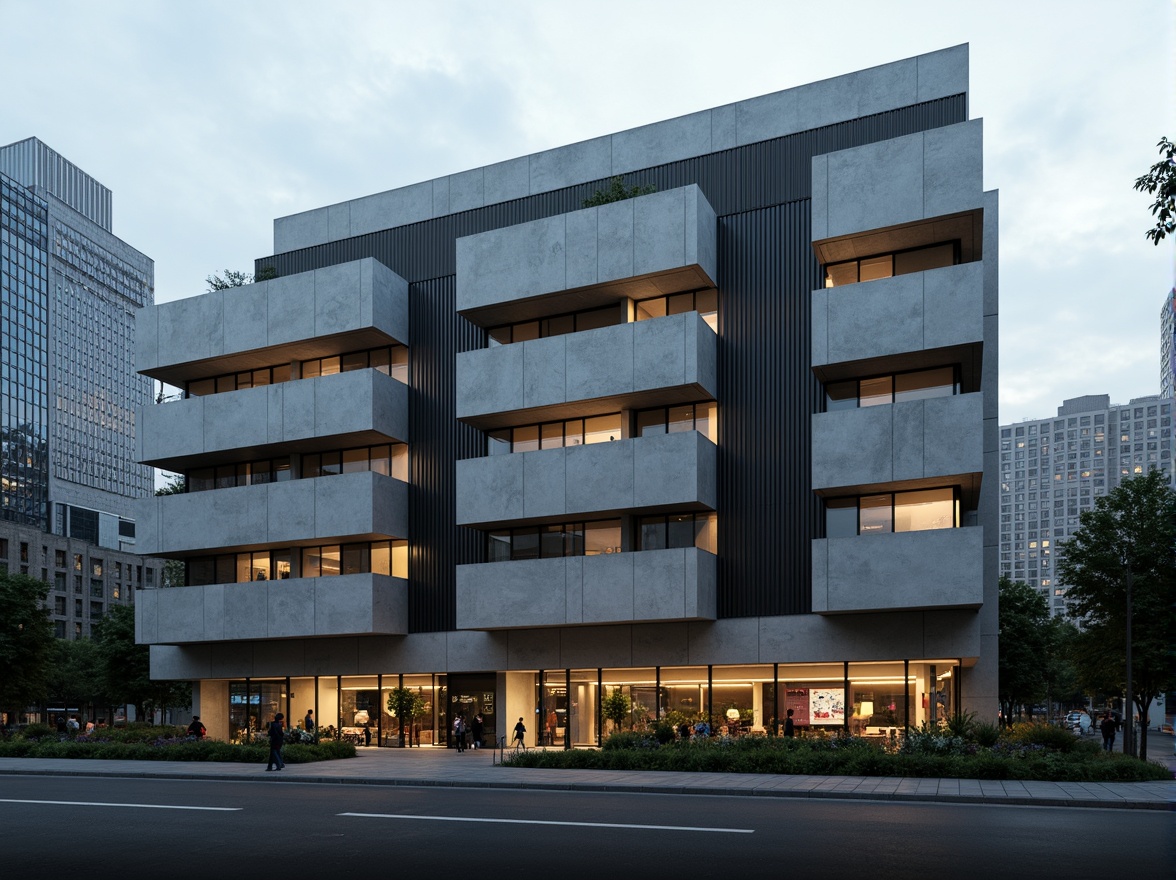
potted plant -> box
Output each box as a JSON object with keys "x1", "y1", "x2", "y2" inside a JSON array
[
  {"x1": 601, "y1": 689, "x2": 631, "y2": 736},
  {"x1": 386, "y1": 687, "x2": 426, "y2": 747}
]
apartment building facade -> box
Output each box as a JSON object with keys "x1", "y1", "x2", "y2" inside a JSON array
[
  {"x1": 998, "y1": 394, "x2": 1175, "y2": 617},
  {"x1": 135, "y1": 46, "x2": 998, "y2": 745}
]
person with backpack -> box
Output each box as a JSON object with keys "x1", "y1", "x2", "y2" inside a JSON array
[
  {"x1": 265, "y1": 712, "x2": 286, "y2": 771},
  {"x1": 187, "y1": 715, "x2": 207, "y2": 739},
  {"x1": 453, "y1": 714, "x2": 467, "y2": 752}
]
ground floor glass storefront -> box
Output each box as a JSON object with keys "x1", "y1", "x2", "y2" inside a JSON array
[{"x1": 224, "y1": 660, "x2": 961, "y2": 747}]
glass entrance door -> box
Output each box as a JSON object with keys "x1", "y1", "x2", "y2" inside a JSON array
[{"x1": 445, "y1": 673, "x2": 496, "y2": 748}]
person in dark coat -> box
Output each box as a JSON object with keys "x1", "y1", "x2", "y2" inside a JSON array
[
  {"x1": 471, "y1": 713, "x2": 484, "y2": 750},
  {"x1": 1099, "y1": 711, "x2": 1118, "y2": 753},
  {"x1": 266, "y1": 712, "x2": 286, "y2": 771},
  {"x1": 783, "y1": 708, "x2": 795, "y2": 738}
]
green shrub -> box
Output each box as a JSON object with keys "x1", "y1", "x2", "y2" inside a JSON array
[
  {"x1": 1005, "y1": 722, "x2": 1076, "y2": 753},
  {"x1": 971, "y1": 722, "x2": 1001, "y2": 747},
  {"x1": 19, "y1": 723, "x2": 53, "y2": 740},
  {"x1": 0, "y1": 737, "x2": 354, "y2": 763}
]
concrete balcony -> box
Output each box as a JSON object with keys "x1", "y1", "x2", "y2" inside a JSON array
[
  {"x1": 456, "y1": 430, "x2": 716, "y2": 528},
  {"x1": 812, "y1": 527, "x2": 984, "y2": 614},
  {"x1": 456, "y1": 184, "x2": 717, "y2": 327},
  {"x1": 136, "y1": 258, "x2": 408, "y2": 386},
  {"x1": 138, "y1": 368, "x2": 408, "y2": 470},
  {"x1": 811, "y1": 262, "x2": 984, "y2": 381},
  {"x1": 812, "y1": 392, "x2": 982, "y2": 496},
  {"x1": 456, "y1": 547, "x2": 716, "y2": 630},
  {"x1": 135, "y1": 471, "x2": 408, "y2": 556},
  {"x1": 135, "y1": 573, "x2": 408, "y2": 644},
  {"x1": 457, "y1": 312, "x2": 717, "y2": 428}
]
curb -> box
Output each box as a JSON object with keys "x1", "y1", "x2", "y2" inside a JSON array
[{"x1": 1, "y1": 767, "x2": 1171, "y2": 812}]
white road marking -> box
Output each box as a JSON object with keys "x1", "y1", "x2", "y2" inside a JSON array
[
  {"x1": 339, "y1": 812, "x2": 753, "y2": 833},
  {"x1": 0, "y1": 798, "x2": 240, "y2": 812}
]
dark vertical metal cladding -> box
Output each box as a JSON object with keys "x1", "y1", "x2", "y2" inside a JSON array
[{"x1": 254, "y1": 96, "x2": 967, "y2": 630}]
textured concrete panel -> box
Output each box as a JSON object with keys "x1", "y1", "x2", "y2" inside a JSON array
[
  {"x1": 314, "y1": 261, "x2": 363, "y2": 337},
  {"x1": 812, "y1": 406, "x2": 893, "y2": 490},
  {"x1": 924, "y1": 262, "x2": 984, "y2": 351},
  {"x1": 565, "y1": 321, "x2": 634, "y2": 401},
  {"x1": 810, "y1": 156, "x2": 829, "y2": 241},
  {"x1": 564, "y1": 439, "x2": 632, "y2": 513},
  {"x1": 891, "y1": 400, "x2": 926, "y2": 483},
  {"x1": 224, "y1": 583, "x2": 268, "y2": 640},
  {"x1": 267, "y1": 579, "x2": 315, "y2": 639},
  {"x1": 822, "y1": 273, "x2": 924, "y2": 367},
  {"x1": 632, "y1": 308, "x2": 687, "y2": 392},
  {"x1": 521, "y1": 449, "x2": 566, "y2": 519},
  {"x1": 221, "y1": 282, "x2": 268, "y2": 356},
  {"x1": 560, "y1": 624, "x2": 633, "y2": 668},
  {"x1": 455, "y1": 186, "x2": 716, "y2": 318},
  {"x1": 445, "y1": 630, "x2": 509, "y2": 672},
  {"x1": 917, "y1": 44, "x2": 969, "y2": 102},
  {"x1": 710, "y1": 103, "x2": 737, "y2": 151},
  {"x1": 631, "y1": 622, "x2": 690, "y2": 667},
  {"x1": 327, "y1": 202, "x2": 350, "y2": 242},
  {"x1": 504, "y1": 628, "x2": 562, "y2": 670},
  {"x1": 264, "y1": 478, "x2": 315, "y2": 546},
  {"x1": 826, "y1": 134, "x2": 924, "y2": 238},
  {"x1": 613, "y1": 111, "x2": 712, "y2": 176},
  {"x1": 483, "y1": 156, "x2": 530, "y2": 204},
  {"x1": 448, "y1": 168, "x2": 485, "y2": 212},
  {"x1": 737, "y1": 87, "x2": 800, "y2": 147},
  {"x1": 819, "y1": 527, "x2": 984, "y2": 613},
  {"x1": 203, "y1": 583, "x2": 226, "y2": 642},
  {"x1": 431, "y1": 176, "x2": 450, "y2": 218},
  {"x1": 581, "y1": 552, "x2": 633, "y2": 623},
  {"x1": 456, "y1": 344, "x2": 525, "y2": 421},
  {"x1": 136, "y1": 589, "x2": 157, "y2": 644},
  {"x1": 139, "y1": 398, "x2": 204, "y2": 462},
  {"x1": 457, "y1": 557, "x2": 567, "y2": 630},
  {"x1": 529, "y1": 135, "x2": 612, "y2": 194},
  {"x1": 267, "y1": 269, "x2": 315, "y2": 347},
  {"x1": 455, "y1": 454, "x2": 524, "y2": 526},
  {"x1": 203, "y1": 385, "x2": 270, "y2": 452},
  {"x1": 923, "y1": 121, "x2": 983, "y2": 219},
  {"x1": 274, "y1": 207, "x2": 329, "y2": 253},
  {"x1": 633, "y1": 547, "x2": 685, "y2": 620},
  {"x1": 521, "y1": 337, "x2": 567, "y2": 410},
  {"x1": 632, "y1": 431, "x2": 716, "y2": 510},
  {"x1": 922, "y1": 393, "x2": 983, "y2": 478}
]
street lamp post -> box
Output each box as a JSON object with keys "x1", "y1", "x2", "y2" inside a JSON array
[{"x1": 1124, "y1": 565, "x2": 1135, "y2": 758}]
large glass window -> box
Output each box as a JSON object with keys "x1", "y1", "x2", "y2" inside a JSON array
[
  {"x1": 634, "y1": 289, "x2": 718, "y2": 332},
  {"x1": 188, "y1": 458, "x2": 292, "y2": 492},
  {"x1": 824, "y1": 241, "x2": 958, "y2": 288},
  {"x1": 487, "y1": 520, "x2": 618, "y2": 561},
  {"x1": 301, "y1": 344, "x2": 407, "y2": 383},
  {"x1": 636, "y1": 512, "x2": 717, "y2": 554},
  {"x1": 634, "y1": 402, "x2": 717, "y2": 443},
  {"x1": 488, "y1": 415, "x2": 621, "y2": 454},
  {"x1": 187, "y1": 540, "x2": 406, "y2": 584},
  {"x1": 488, "y1": 304, "x2": 624, "y2": 346},
  {"x1": 825, "y1": 488, "x2": 959, "y2": 536},
  {"x1": 825, "y1": 366, "x2": 959, "y2": 411}
]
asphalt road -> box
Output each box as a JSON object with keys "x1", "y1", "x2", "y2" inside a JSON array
[{"x1": 1, "y1": 774, "x2": 1171, "y2": 877}]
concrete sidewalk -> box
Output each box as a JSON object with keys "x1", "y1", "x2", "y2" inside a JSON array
[{"x1": 1, "y1": 746, "x2": 1172, "y2": 811}]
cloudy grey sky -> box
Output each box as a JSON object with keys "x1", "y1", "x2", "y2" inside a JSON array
[{"x1": 2, "y1": 0, "x2": 1172, "y2": 423}]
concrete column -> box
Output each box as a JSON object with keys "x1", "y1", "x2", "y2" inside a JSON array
[
  {"x1": 317, "y1": 677, "x2": 340, "y2": 730},
  {"x1": 193, "y1": 680, "x2": 230, "y2": 741},
  {"x1": 502, "y1": 671, "x2": 536, "y2": 747}
]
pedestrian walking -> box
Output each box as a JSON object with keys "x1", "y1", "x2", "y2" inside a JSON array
[
  {"x1": 266, "y1": 712, "x2": 286, "y2": 771},
  {"x1": 1099, "y1": 711, "x2": 1117, "y2": 753},
  {"x1": 512, "y1": 716, "x2": 527, "y2": 751},
  {"x1": 304, "y1": 709, "x2": 315, "y2": 733},
  {"x1": 187, "y1": 715, "x2": 207, "y2": 739},
  {"x1": 783, "y1": 708, "x2": 795, "y2": 738},
  {"x1": 453, "y1": 714, "x2": 467, "y2": 752}
]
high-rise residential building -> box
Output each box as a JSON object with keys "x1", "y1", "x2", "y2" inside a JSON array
[
  {"x1": 1162, "y1": 288, "x2": 1175, "y2": 400},
  {"x1": 135, "y1": 45, "x2": 999, "y2": 744},
  {"x1": 0, "y1": 138, "x2": 162, "y2": 638},
  {"x1": 998, "y1": 394, "x2": 1175, "y2": 617}
]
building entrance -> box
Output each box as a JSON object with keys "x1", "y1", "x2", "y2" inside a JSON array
[{"x1": 445, "y1": 673, "x2": 496, "y2": 748}]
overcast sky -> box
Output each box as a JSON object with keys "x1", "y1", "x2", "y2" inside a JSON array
[{"x1": 2, "y1": 0, "x2": 1173, "y2": 424}]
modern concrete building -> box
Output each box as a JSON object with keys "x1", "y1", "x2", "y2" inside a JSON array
[
  {"x1": 998, "y1": 394, "x2": 1174, "y2": 618},
  {"x1": 0, "y1": 139, "x2": 162, "y2": 638},
  {"x1": 135, "y1": 45, "x2": 999, "y2": 746}
]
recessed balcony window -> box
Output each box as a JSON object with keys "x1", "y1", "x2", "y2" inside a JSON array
[
  {"x1": 487, "y1": 519, "x2": 622, "y2": 562},
  {"x1": 189, "y1": 458, "x2": 292, "y2": 492},
  {"x1": 634, "y1": 289, "x2": 717, "y2": 332},
  {"x1": 635, "y1": 402, "x2": 717, "y2": 443},
  {"x1": 183, "y1": 344, "x2": 407, "y2": 398},
  {"x1": 488, "y1": 304, "x2": 624, "y2": 347},
  {"x1": 637, "y1": 512, "x2": 717, "y2": 554},
  {"x1": 825, "y1": 366, "x2": 959, "y2": 412},
  {"x1": 487, "y1": 414, "x2": 622, "y2": 455},
  {"x1": 824, "y1": 241, "x2": 958, "y2": 288},
  {"x1": 825, "y1": 488, "x2": 959, "y2": 537},
  {"x1": 186, "y1": 540, "x2": 407, "y2": 585}
]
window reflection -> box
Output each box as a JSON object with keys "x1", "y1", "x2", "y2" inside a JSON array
[
  {"x1": 187, "y1": 540, "x2": 407, "y2": 585},
  {"x1": 825, "y1": 488, "x2": 959, "y2": 536},
  {"x1": 488, "y1": 415, "x2": 620, "y2": 453},
  {"x1": 824, "y1": 241, "x2": 958, "y2": 288},
  {"x1": 824, "y1": 367, "x2": 959, "y2": 411},
  {"x1": 185, "y1": 344, "x2": 407, "y2": 397}
]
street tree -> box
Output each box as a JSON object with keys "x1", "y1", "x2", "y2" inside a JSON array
[
  {"x1": 45, "y1": 638, "x2": 107, "y2": 721},
  {"x1": 0, "y1": 572, "x2": 56, "y2": 722},
  {"x1": 386, "y1": 687, "x2": 426, "y2": 747},
  {"x1": 93, "y1": 604, "x2": 190, "y2": 722},
  {"x1": 998, "y1": 577, "x2": 1050, "y2": 723},
  {"x1": 1057, "y1": 470, "x2": 1176, "y2": 761},
  {"x1": 1133, "y1": 136, "x2": 1175, "y2": 244}
]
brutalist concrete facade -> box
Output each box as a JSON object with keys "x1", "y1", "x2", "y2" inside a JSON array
[{"x1": 136, "y1": 45, "x2": 997, "y2": 746}]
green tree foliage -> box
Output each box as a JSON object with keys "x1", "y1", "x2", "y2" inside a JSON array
[
  {"x1": 155, "y1": 473, "x2": 185, "y2": 495},
  {"x1": 385, "y1": 687, "x2": 426, "y2": 746},
  {"x1": 998, "y1": 577, "x2": 1050, "y2": 722},
  {"x1": 44, "y1": 638, "x2": 107, "y2": 717},
  {"x1": 93, "y1": 604, "x2": 190, "y2": 722},
  {"x1": 1133, "y1": 136, "x2": 1175, "y2": 244},
  {"x1": 1057, "y1": 471, "x2": 1176, "y2": 761},
  {"x1": 0, "y1": 572, "x2": 56, "y2": 719},
  {"x1": 601, "y1": 688, "x2": 632, "y2": 734},
  {"x1": 582, "y1": 176, "x2": 655, "y2": 208},
  {"x1": 205, "y1": 266, "x2": 277, "y2": 292}
]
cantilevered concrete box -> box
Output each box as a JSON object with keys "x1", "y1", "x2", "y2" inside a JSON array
[
  {"x1": 456, "y1": 547, "x2": 717, "y2": 629},
  {"x1": 811, "y1": 262, "x2": 984, "y2": 379},
  {"x1": 135, "y1": 573, "x2": 408, "y2": 644},
  {"x1": 136, "y1": 258, "x2": 408, "y2": 386},
  {"x1": 138, "y1": 368, "x2": 408, "y2": 470},
  {"x1": 812, "y1": 527, "x2": 984, "y2": 613},
  {"x1": 457, "y1": 312, "x2": 717, "y2": 427},
  {"x1": 455, "y1": 185, "x2": 717, "y2": 327},
  {"x1": 135, "y1": 471, "x2": 409, "y2": 556},
  {"x1": 456, "y1": 431, "x2": 717, "y2": 528},
  {"x1": 811, "y1": 392, "x2": 983, "y2": 495}
]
